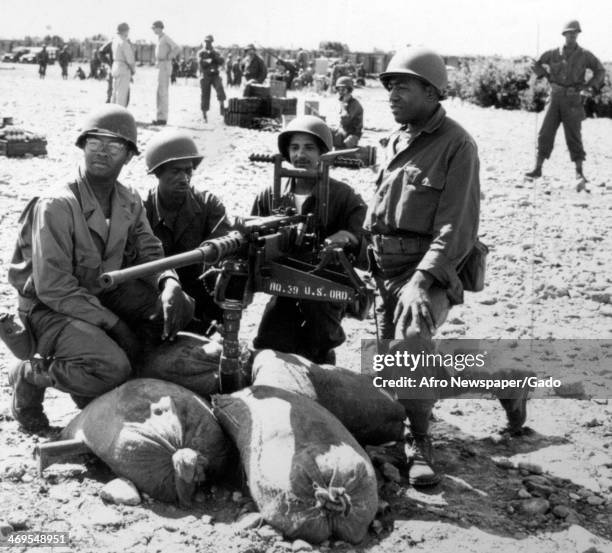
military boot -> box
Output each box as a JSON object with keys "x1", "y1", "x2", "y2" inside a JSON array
[
  {"x1": 202, "y1": 111, "x2": 208, "y2": 123},
  {"x1": 219, "y1": 102, "x2": 225, "y2": 116},
  {"x1": 8, "y1": 359, "x2": 53, "y2": 431},
  {"x1": 496, "y1": 370, "x2": 535, "y2": 434},
  {"x1": 405, "y1": 433, "x2": 441, "y2": 487}
]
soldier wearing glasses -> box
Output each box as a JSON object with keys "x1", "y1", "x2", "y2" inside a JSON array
[{"x1": 7, "y1": 105, "x2": 194, "y2": 432}]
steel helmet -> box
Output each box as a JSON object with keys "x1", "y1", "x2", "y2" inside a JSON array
[
  {"x1": 562, "y1": 20, "x2": 581, "y2": 34},
  {"x1": 380, "y1": 46, "x2": 448, "y2": 94},
  {"x1": 145, "y1": 130, "x2": 203, "y2": 174},
  {"x1": 204, "y1": 35, "x2": 214, "y2": 42},
  {"x1": 75, "y1": 104, "x2": 139, "y2": 154},
  {"x1": 277, "y1": 115, "x2": 333, "y2": 160},
  {"x1": 335, "y1": 76, "x2": 354, "y2": 90}
]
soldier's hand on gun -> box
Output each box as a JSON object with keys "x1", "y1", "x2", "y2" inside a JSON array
[
  {"x1": 324, "y1": 230, "x2": 358, "y2": 248},
  {"x1": 393, "y1": 272, "x2": 436, "y2": 338},
  {"x1": 155, "y1": 279, "x2": 195, "y2": 341},
  {"x1": 108, "y1": 319, "x2": 142, "y2": 361}
]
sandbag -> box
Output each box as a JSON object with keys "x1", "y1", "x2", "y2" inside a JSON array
[
  {"x1": 134, "y1": 332, "x2": 221, "y2": 398},
  {"x1": 213, "y1": 386, "x2": 378, "y2": 544},
  {"x1": 251, "y1": 350, "x2": 406, "y2": 445},
  {"x1": 61, "y1": 378, "x2": 232, "y2": 506}
]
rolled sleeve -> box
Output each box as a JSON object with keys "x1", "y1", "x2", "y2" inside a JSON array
[
  {"x1": 32, "y1": 199, "x2": 119, "y2": 330},
  {"x1": 416, "y1": 140, "x2": 480, "y2": 288}
]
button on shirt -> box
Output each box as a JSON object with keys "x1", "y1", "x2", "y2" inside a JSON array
[
  {"x1": 365, "y1": 105, "x2": 480, "y2": 290},
  {"x1": 533, "y1": 44, "x2": 605, "y2": 89},
  {"x1": 156, "y1": 33, "x2": 180, "y2": 63}
]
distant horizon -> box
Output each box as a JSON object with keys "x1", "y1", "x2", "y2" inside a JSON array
[{"x1": 1, "y1": 0, "x2": 612, "y2": 61}]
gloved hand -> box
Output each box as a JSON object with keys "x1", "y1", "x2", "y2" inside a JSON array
[{"x1": 108, "y1": 319, "x2": 141, "y2": 360}]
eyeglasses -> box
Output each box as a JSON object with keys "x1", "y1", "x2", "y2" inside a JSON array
[{"x1": 85, "y1": 137, "x2": 128, "y2": 155}]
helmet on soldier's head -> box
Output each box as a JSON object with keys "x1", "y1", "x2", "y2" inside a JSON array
[
  {"x1": 335, "y1": 76, "x2": 354, "y2": 90},
  {"x1": 76, "y1": 105, "x2": 139, "y2": 154},
  {"x1": 277, "y1": 115, "x2": 333, "y2": 160},
  {"x1": 204, "y1": 35, "x2": 214, "y2": 42},
  {"x1": 380, "y1": 46, "x2": 448, "y2": 95},
  {"x1": 145, "y1": 130, "x2": 203, "y2": 174},
  {"x1": 561, "y1": 20, "x2": 581, "y2": 34}
]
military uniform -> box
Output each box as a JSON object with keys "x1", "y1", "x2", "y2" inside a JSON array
[
  {"x1": 198, "y1": 46, "x2": 226, "y2": 114},
  {"x1": 243, "y1": 53, "x2": 267, "y2": 84},
  {"x1": 533, "y1": 45, "x2": 605, "y2": 163},
  {"x1": 144, "y1": 186, "x2": 231, "y2": 332},
  {"x1": 155, "y1": 32, "x2": 181, "y2": 122},
  {"x1": 8, "y1": 170, "x2": 178, "y2": 402},
  {"x1": 251, "y1": 178, "x2": 366, "y2": 363},
  {"x1": 111, "y1": 35, "x2": 135, "y2": 107},
  {"x1": 332, "y1": 96, "x2": 364, "y2": 149}
]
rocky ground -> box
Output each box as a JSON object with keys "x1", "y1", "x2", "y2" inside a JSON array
[{"x1": 0, "y1": 63, "x2": 611, "y2": 553}]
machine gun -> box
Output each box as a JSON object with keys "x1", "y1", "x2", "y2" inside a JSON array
[{"x1": 100, "y1": 149, "x2": 373, "y2": 393}]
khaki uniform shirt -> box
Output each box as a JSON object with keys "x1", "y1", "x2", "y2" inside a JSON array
[
  {"x1": 8, "y1": 170, "x2": 170, "y2": 330},
  {"x1": 156, "y1": 33, "x2": 180, "y2": 63},
  {"x1": 365, "y1": 105, "x2": 480, "y2": 294},
  {"x1": 111, "y1": 35, "x2": 135, "y2": 75},
  {"x1": 533, "y1": 44, "x2": 605, "y2": 89}
]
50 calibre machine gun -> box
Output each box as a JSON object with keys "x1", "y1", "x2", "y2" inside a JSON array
[{"x1": 100, "y1": 149, "x2": 373, "y2": 393}]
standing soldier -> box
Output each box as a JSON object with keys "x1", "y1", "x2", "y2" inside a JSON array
[
  {"x1": 151, "y1": 20, "x2": 181, "y2": 126},
  {"x1": 225, "y1": 53, "x2": 234, "y2": 87},
  {"x1": 367, "y1": 47, "x2": 532, "y2": 487},
  {"x1": 37, "y1": 45, "x2": 49, "y2": 79},
  {"x1": 143, "y1": 130, "x2": 232, "y2": 335},
  {"x1": 99, "y1": 39, "x2": 114, "y2": 103},
  {"x1": 111, "y1": 22, "x2": 136, "y2": 107},
  {"x1": 58, "y1": 45, "x2": 71, "y2": 80},
  {"x1": 242, "y1": 44, "x2": 267, "y2": 84},
  {"x1": 231, "y1": 55, "x2": 243, "y2": 88},
  {"x1": 331, "y1": 76, "x2": 363, "y2": 149},
  {"x1": 251, "y1": 116, "x2": 366, "y2": 364},
  {"x1": 198, "y1": 35, "x2": 226, "y2": 123},
  {"x1": 525, "y1": 20, "x2": 605, "y2": 191},
  {"x1": 6, "y1": 105, "x2": 194, "y2": 432}
]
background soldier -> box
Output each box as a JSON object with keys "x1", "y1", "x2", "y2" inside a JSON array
[
  {"x1": 37, "y1": 45, "x2": 49, "y2": 79},
  {"x1": 7, "y1": 105, "x2": 194, "y2": 432},
  {"x1": 525, "y1": 20, "x2": 605, "y2": 190},
  {"x1": 58, "y1": 45, "x2": 71, "y2": 80},
  {"x1": 251, "y1": 116, "x2": 366, "y2": 364},
  {"x1": 242, "y1": 44, "x2": 267, "y2": 84},
  {"x1": 143, "y1": 130, "x2": 232, "y2": 335},
  {"x1": 368, "y1": 47, "x2": 531, "y2": 487},
  {"x1": 331, "y1": 76, "x2": 363, "y2": 149},
  {"x1": 110, "y1": 22, "x2": 136, "y2": 107},
  {"x1": 151, "y1": 20, "x2": 181, "y2": 125},
  {"x1": 99, "y1": 39, "x2": 114, "y2": 103},
  {"x1": 198, "y1": 35, "x2": 226, "y2": 123}
]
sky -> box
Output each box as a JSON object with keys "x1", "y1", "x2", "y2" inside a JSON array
[{"x1": 1, "y1": 0, "x2": 612, "y2": 60}]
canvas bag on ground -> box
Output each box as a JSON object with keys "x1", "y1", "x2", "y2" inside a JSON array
[
  {"x1": 251, "y1": 349, "x2": 406, "y2": 445},
  {"x1": 213, "y1": 385, "x2": 378, "y2": 544},
  {"x1": 61, "y1": 378, "x2": 233, "y2": 506}
]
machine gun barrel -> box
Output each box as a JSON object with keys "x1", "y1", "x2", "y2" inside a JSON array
[
  {"x1": 249, "y1": 152, "x2": 361, "y2": 170},
  {"x1": 99, "y1": 231, "x2": 246, "y2": 288}
]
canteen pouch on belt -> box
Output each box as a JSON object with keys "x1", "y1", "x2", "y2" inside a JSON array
[{"x1": 457, "y1": 239, "x2": 488, "y2": 292}]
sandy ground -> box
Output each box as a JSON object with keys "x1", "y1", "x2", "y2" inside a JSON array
[{"x1": 0, "y1": 63, "x2": 611, "y2": 553}]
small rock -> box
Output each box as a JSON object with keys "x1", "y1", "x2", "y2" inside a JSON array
[
  {"x1": 0, "y1": 522, "x2": 14, "y2": 538},
  {"x1": 586, "y1": 495, "x2": 605, "y2": 506},
  {"x1": 163, "y1": 522, "x2": 179, "y2": 532},
  {"x1": 91, "y1": 505, "x2": 123, "y2": 527},
  {"x1": 519, "y1": 498, "x2": 550, "y2": 516},
  {"x1": 292, "y1": 538, "x2": 313, "y2": 551},
  {"x1": 257, "y1": 525, "x2": 279, "y2": 539},
  {"x1": 479, "y1": 297, "x2": 497, "y2": 306},
  {"x1": 232, "y1": 491, "x2": 243, "y2": 503},
  {"x1": 507, "y1": 505, "x2": 515, "y2": 514},
  {"x1": 21, "y1": 473, "x2": 34, "y2": 483},
  {"x1": 569, "y1": 492, "x2": 581, "y2": 501},
  {"x1": 584, "y1": 419, "x2": 603, "y2": 428},
  {"x1": 235, "y1": 512, "x2": 263, "y2": 531},
  {"x1": 6, "y1": 515, "x2": 27, "y2": 530},
  {"x1": 517, "y1": 488, "x2": 532, "y2": 499},
  {"x1": 552, "y1": 505, "x2": 571, "y2": 518},
  {"x1": 100, "y1": 478, "x2": 141, "y2": 506},
  {"x1": 381, "y1": 462, "x2": 401, "y2": 483},
  {"x1": 518, "y1": 462, "x2": 543, "y2": 475},
  {"x1": 493, "y1": 457, "x2": 515, "y2": 469},
  {"x1": 590, "y1": 292, "x2": 611, "y2": 304}
]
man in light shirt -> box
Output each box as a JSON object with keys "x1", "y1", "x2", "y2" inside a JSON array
[
  {"x1": 151, "y1": 20, "x2": 181, "y2": 125},
  {"x1": 111, "y1": 22, "x2": 136, "y2": 107}
]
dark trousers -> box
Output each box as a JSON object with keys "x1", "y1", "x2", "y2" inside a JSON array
[
  {"x1": 253, "y1": 296, "x2": 346, "y2": 364},
  {"x1": 538, "y1": 90, "x2": 586, "y2": 162},
  {"x1": 200, "y1": 73, "x2": 226, "y2": 113}
]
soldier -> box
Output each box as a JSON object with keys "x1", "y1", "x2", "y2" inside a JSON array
[
  {"x1": 242, "y1": 44, "x2": 267, "y2": 84},
  {"x1": 99, "y1": 39, "x2": 114, "y2": 103},
  {"x1": 6, "y1": 105, "x2": 194, "y2": 432},
  {"x1": 331, "y1": 76, "x2": 363, "y2": 149},
  {"x1": 525, "y1": 20, "x2": 605, "y2": 191},
  {"x1": 58, "y1": 45, "x2": 71, "y2": 80},
  {"x1": 198, "y1": 35, "x2": 226, "y2": 123},
  {"x1": 251, "y1": 116, "x2": 366, "y2": 364},
  {"x1": 151, "y1": 20, "x2": 181, "y2": 126},
  {"x1": 231, "y1": 55, "x2": 243, "y2": 88},
  {"x1": 143, "y1": 130, "x2": 232, "y2": 335},
  {"x1": 368, "y1": 47, "x2": 532, "y2": 487},
  {"x1": 37, "y1": 45, "x2": 49, "y2": 79},
  {"x1": 110, "y1": 22, "x2": 136, "y2": 107},
  {"x1": 225, "y1": 53, "x2": 234, "y2": 87}
]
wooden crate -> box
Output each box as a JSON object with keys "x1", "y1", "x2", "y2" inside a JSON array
[
  {"x1": 0, "y1": 139, "x2": 47, "y2": 157},
  {"x1": 269, "y1": 79, "x2": 287, "y2": 98}
]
